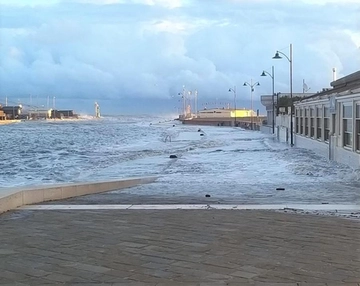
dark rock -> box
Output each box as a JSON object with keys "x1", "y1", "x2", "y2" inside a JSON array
[
  {"x1": 205, "y1": 194, "x2": 211, "y2": 197},
  {"x1": 169, "y1": 155, "x2": 178, "y2": 159}
]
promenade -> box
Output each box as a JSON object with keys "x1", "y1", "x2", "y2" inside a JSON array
[{"x1": 1, "y1": 205, "x2": 360, "y2": 285}]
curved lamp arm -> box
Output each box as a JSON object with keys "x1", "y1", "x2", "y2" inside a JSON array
[
  {"x1": 261, "y1": 70, "x2": 273, "y2": 79},
  {"x1": 274, "y1": 50, "x2": 291, "y2": 63},
  {"x1": 244, "y1": 82, "x2": 260, "y2": 88}
]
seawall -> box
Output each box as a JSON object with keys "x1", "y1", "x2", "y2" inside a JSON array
[{"x1": 0, "y1": 176, "x2": 157, "y2": 214}]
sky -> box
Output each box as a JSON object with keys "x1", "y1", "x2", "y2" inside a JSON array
[{"x1": 0, "y1": 0, "x2": 359, "y2": 115}]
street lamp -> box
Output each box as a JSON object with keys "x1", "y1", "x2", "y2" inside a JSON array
[
  {"x1": 243, "y1": 80, "x2": 260, "y2": 130},
  {"x1": 228, "y1": 86, "x2": 236, "y2": 126},
  {"x1": 261, "y1": 66, "x2": 275, "y2": 134},
  {"x1": 273, "y1": 43, "x2": 293, "y2": 146}
]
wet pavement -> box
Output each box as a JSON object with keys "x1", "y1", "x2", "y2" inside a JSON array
[
  {"x1": 1, "y1": 208, "x2": 360, "y2": 285},
  {"x1": 41, "y1": 180, "x2": 360, "y2": 206}
]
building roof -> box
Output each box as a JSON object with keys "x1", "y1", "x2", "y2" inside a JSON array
[
  {"x1": 297, "y1": 70, "x2": 360, "y2": 103},
  {"x1": 261, "y1": 93, "x2": 313, "y2": 109},
  {"x1": 331, "y1": 70, "x2": 360, "y2": 89}
]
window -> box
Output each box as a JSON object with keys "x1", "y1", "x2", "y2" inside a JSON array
[
  {"x1": 305, "y1": 109, "x2": 309, "y2": 136},
  {"x1": 316, "y1": 107, "x2": 322, "y2": 140},
  {"x1": 300, "y1": 109, "x2": 304, "y2": 134},
  {"x1": 296, "y1": 108, "x2": 299, "y2": 134},
  {"x1": 343, "y1": 105, "x2": 352, "y2": 147},
  {"x1": 356, "y1": 105, "x2": 360, "y2": 151},
  {"x1": 310, "y1": 108, "x2": 315, "y2": 138},
  {"x1": 324, "y1": 107, "x2": 330, "y2": 142}
]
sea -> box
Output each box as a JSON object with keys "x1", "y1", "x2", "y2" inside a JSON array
[{"x1": 1, "y1": 115, "x2": 360, "y2": 205}]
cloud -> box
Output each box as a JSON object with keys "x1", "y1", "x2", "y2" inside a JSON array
[{"x1": 0, "y1": 0, "x2": 359, "y2": 114}]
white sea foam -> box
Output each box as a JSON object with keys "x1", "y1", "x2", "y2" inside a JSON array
[{"x1": 1, "y1": 115, "x2": 359, "y2": 204}]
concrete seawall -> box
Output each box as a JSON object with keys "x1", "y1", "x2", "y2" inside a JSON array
[
  {"x1": 0, "y1": 176, "x2": 157, "y2": 214},
  {"x1": 0, "y1": 119, "x2": 22, "y2": 125}
]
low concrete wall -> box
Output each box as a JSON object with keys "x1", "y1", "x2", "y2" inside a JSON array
[
  {"x1": 295, "y1": 135, "x2": 329, "y2": 159},
  {"x1": 295, "y1": 134, "x2": 360, "y2": 168},
  {"x1": 260, "y1": 125, "x2": 273, "y2": 134},
  {"x1": 0, "y1": 176, "x2": 157, "y2": 214},
  {"x1": 277, "y1": 126, "x2": 289, "y2": 143},
  {"x1": 0, "y1": 120, "x2": 21, "y2": 125},
  {"x1": 334, "y1": 147, "x2": 360, "y2": 169}
]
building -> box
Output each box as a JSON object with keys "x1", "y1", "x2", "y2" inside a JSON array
[
  {"x1": 51, "y1": 109, "x2": 78, "y2": 119},
  {"x1": 26, "y1": 109, "x2": 53, "y2": 120},
  {"x1": 0, "y1": 105, "x2": 6, "y2": 120},
  {"x1": 0, "y1": 105, "x2": 22, "y2": 119},
  {"x1": 198, "y1": 108, "x2": 255, "y2": 119},
  {"x1": 294, "y1": 70, "x2": 360, "y2": 168},
  {"x1": 180, "y1": 108, "x2": 265, "y2": 129},
  {"x1": 260, "y1": 93, "x2": 312, "y2": 134}
]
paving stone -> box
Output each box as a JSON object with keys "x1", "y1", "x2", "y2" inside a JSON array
[
  {"x1": 64, "y1": 262, "x2": 112, "y2": 273},
  {"x1": 253, "y1": 283, "x2": 298, "y2": 286},
  {"x1": 42, "y1": 273, "x2": 80, "y2": 283},
  {"x1": 231, "y1": 270, "x2": 259, "y2": 279},
  {"x1": 1, "y1": 209, "x2": 360, "y2": 285}
]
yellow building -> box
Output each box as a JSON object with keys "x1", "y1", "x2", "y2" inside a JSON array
[
  {"x1": 198, "y1": 108, "x2": 256, "y2": 119},
  {"x1": 180, "y1": 108, "x2": 265, "y2": 129}
]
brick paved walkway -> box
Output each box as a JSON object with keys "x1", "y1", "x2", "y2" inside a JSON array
[{"x1": 1, "y1": 209, "x2": 360, "y2": 285}]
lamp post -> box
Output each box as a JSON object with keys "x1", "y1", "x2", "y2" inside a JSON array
[
  {"x1": 261, "y1": 66, "x2": 275, "y2": 134},
  {"x1": 243, "y1": 79, "x2": 260, "y2": 130},
  {"x1": 228, "y1": 86, "x2": 236, "y2": 126},
  {"x1": 194, "y1": 89, "x2": 198, "y2": 117},
  {"x1": 182, "y1": 85, "x2": 186, "y2": 117},
  {"x1": 273, "y1": 43, "x2": 293, "y2": 146}
]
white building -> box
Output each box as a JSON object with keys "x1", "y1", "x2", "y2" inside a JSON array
[
  {"x1": 260, "y1": 93, "x2": 312, "y2": 134},
  {"x1": 26, "y1": 109, "x2": 53, "y2": 119},
  {"x1": 294, "y1": 70, "x2": 360, "y2": 168}
]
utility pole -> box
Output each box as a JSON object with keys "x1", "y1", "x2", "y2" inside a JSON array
[
  {"x1": 243, "y1": 80, "x2": 260, "y2": 130},
  {"x1": 228, "y1": 86, "x2": 236, "y2": 127}
]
